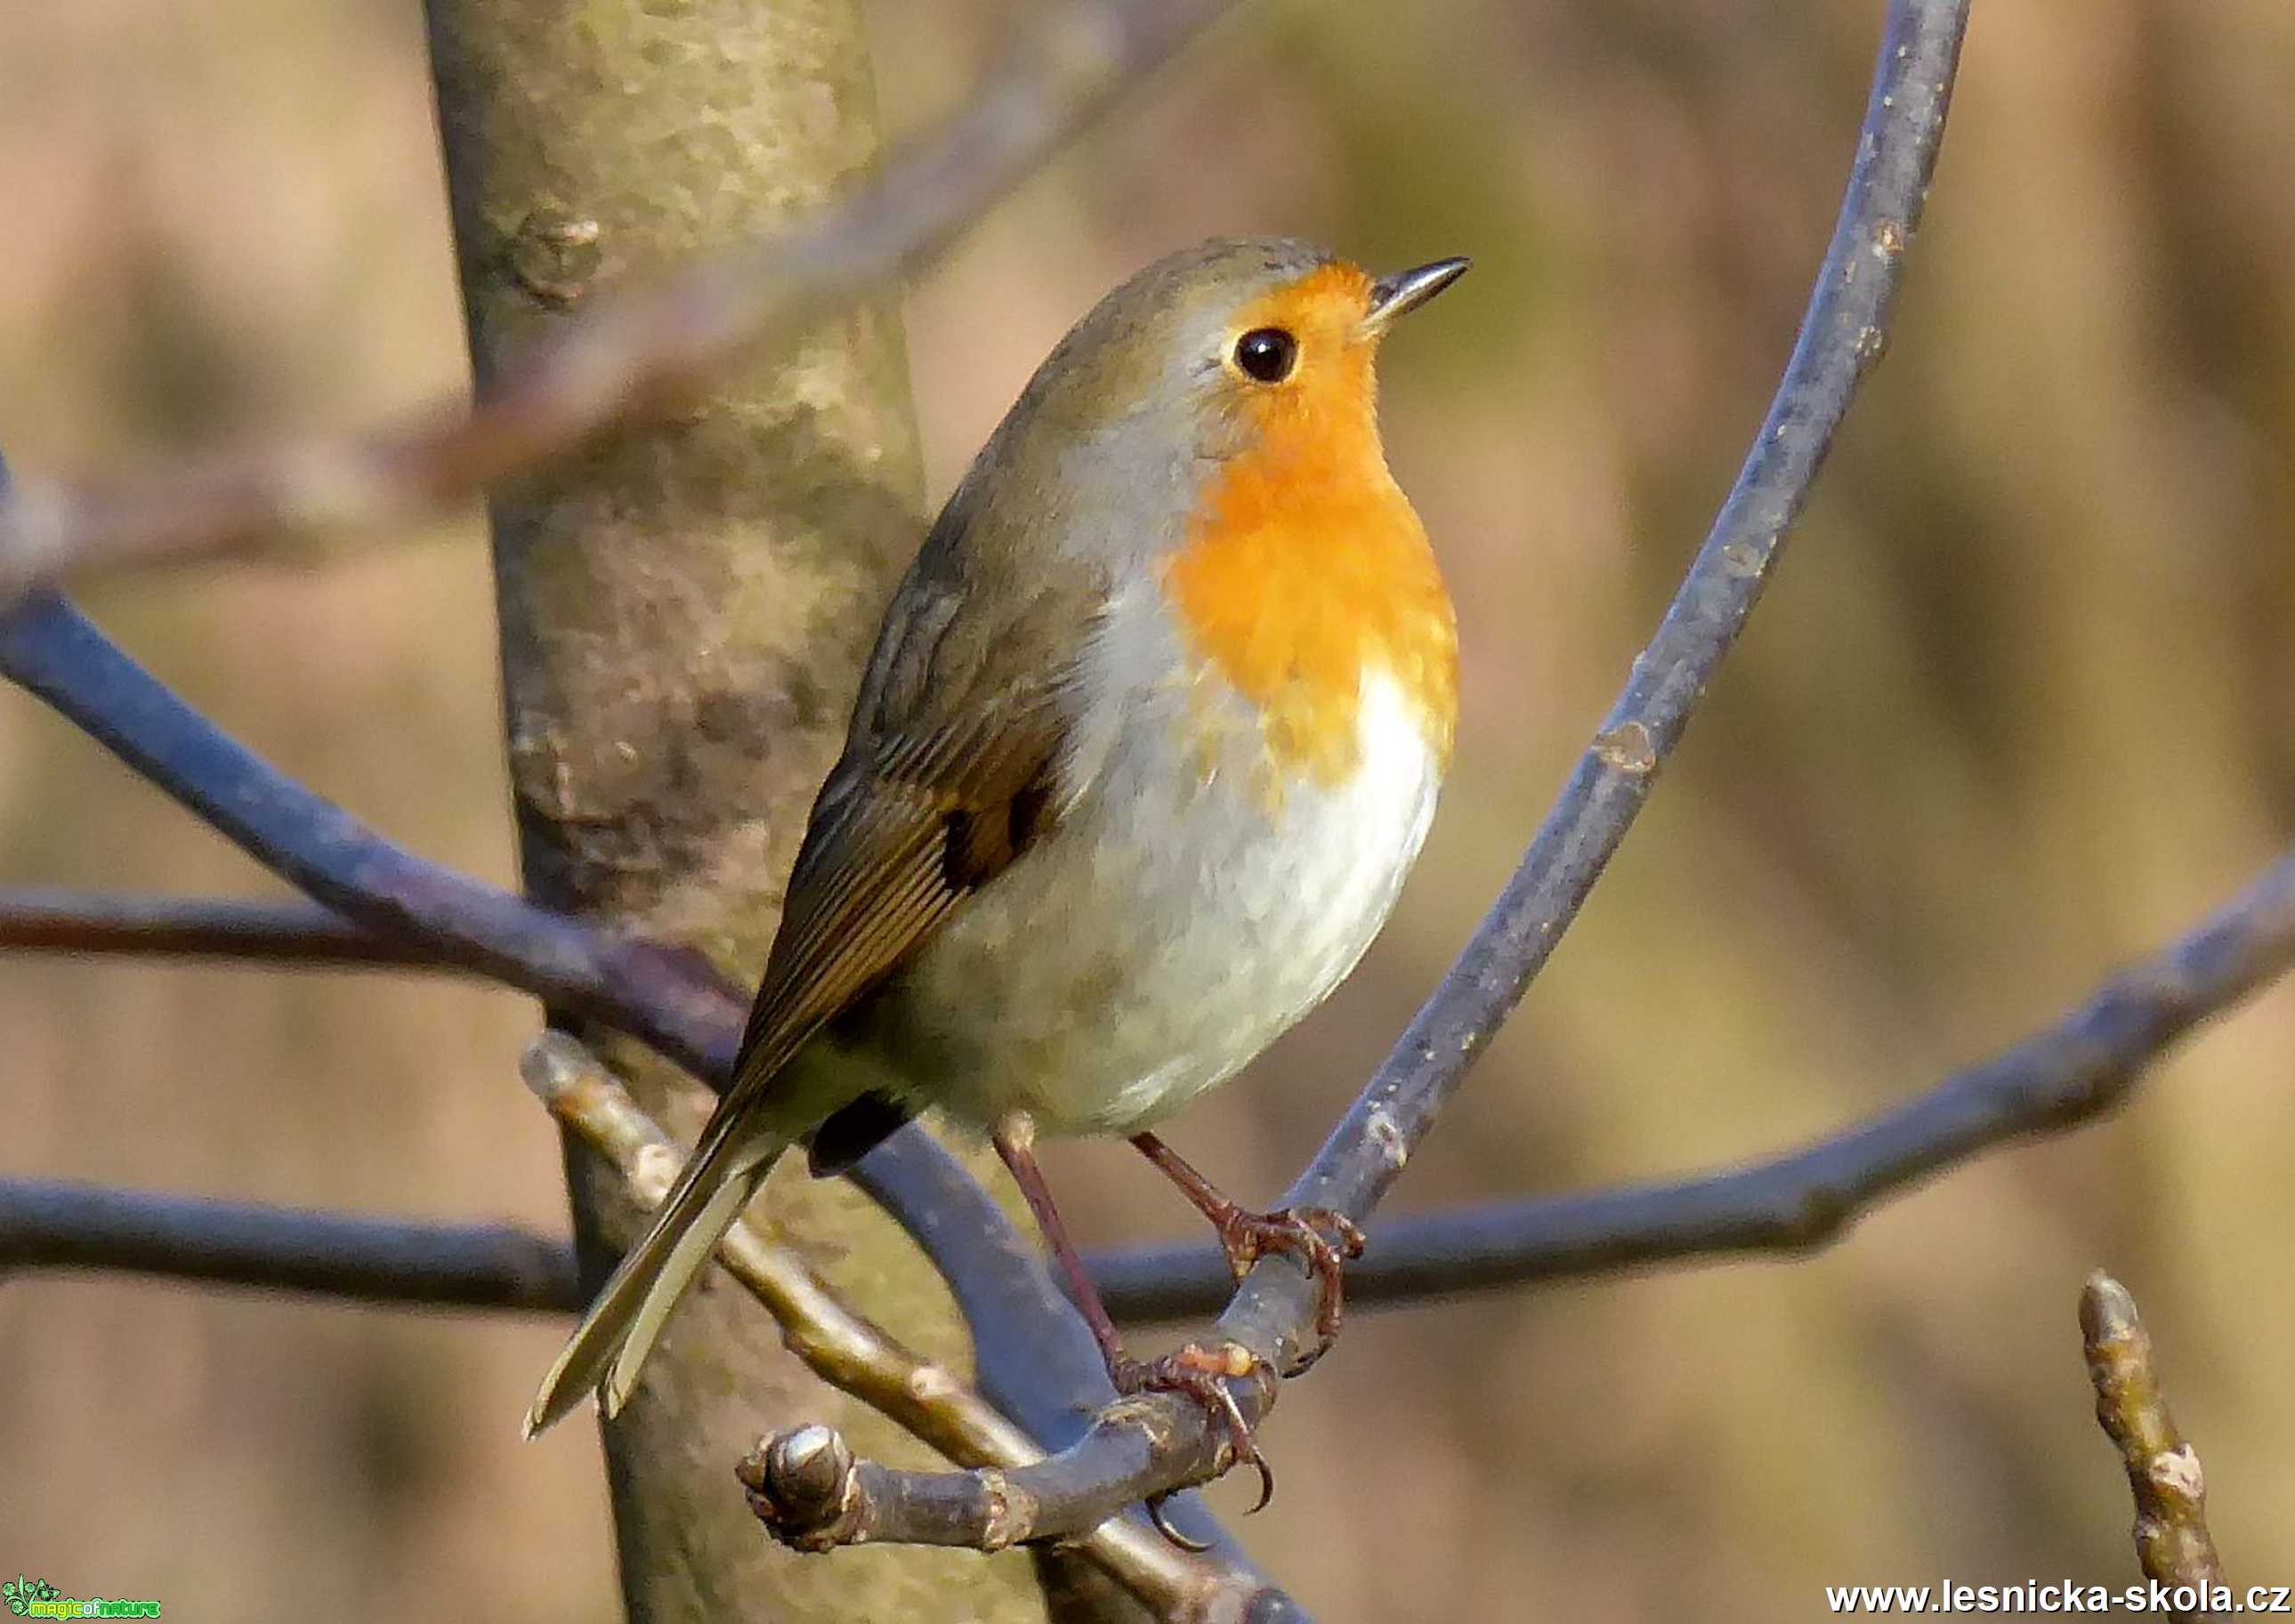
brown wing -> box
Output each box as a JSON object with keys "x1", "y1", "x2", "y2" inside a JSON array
[
  {"x1": 718, "y1": 530, "x2": 1103, "y2": 1121},
  {"x1": 728, "y1": 689, "x2": 1064, "y2": 1094},
  {"x1": 522, "y1": 556, "x2": 1088, "y2": 1434}
]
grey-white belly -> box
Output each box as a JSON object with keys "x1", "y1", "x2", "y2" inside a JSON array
[{"x1": 837, "y1": 659, "x2": 1441, "y2": 1137}]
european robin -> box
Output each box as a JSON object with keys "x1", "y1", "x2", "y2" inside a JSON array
[{"x1": 528, "y1": 238, "x2": 1467, "y2": 1469}]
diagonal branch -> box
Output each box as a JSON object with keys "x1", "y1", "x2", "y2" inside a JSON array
[
  {"x1": 744, "y1": 0, "x2": 1975, "y2": 1550},
  {"x1": 0, "y1": 592, "x2": 741, "y2": 1078},
  {"x1": 1221, "y1": 0, "x2": 1968, "y2": 1361},
  {"x1": 0, "y1": 0, "x2": 1237, "y2": 607},
  {"x1": 1217, "y1": 0, "x2": 1968, "y2": 1389},
  {"x1": 521, "y1": 1033, "x2": 1275, "y2": 1620},
  {"x1": 1087, "y1": 852, "x2": 2295, "y2": 1320}
]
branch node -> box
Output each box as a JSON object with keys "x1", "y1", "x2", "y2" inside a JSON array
[
  {"x1": 2150, "y1": 1445, "x2": 2205, "y2": 1504},
  {"x1": 1591, "y1": 721, "x2": 1657, "y2": 774},
  {"x1": 739, "y1": 1424, "x2": 864, "y2": 1553},
  {"x1": 511, "y1": 208, "x2": 605, "y2": 307},
  {"x1": 518, "y1": 1030, "x2": 589, "y2": 1105},
  {"x1": 1784, "y1": 1184, "x2": 1853, "y2": 1249},
  {"x1": 1364, "y1": 1107, "x2": 1409, "y2": 1171},
  {"x1": 974, "y1": 1466, "x2": 1027, "y2": 1554},
  {"x1": 905, "y1": 1360, "x2": 961, "y2": 1404}
]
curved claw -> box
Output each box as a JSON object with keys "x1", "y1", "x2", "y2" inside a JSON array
[
  {"x1": 1139, "y1": 1425, "x2": 1272, "y2": 1548},
  {"x1": 1113, "y1": 1341, "x2": 1281, "y2": 1543},
  {"x1": 1283, "y1": 1336, "x2": 1336, "y2": 1378},
  {"x1": 1243, "y1": 1452, "x2": 1276, "y2": 1515},
  {"x1": 1146, "y1": 1492, "x2": 1212, "y2": 1552}
]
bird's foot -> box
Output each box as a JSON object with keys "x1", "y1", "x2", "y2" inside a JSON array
[
  {"x1": 1111, "y1": 1340, "x2": 1275, "y2": 1540},
  {"x1": 1213, "y1": 1206, "x2": 1367, "y2": 1373}
]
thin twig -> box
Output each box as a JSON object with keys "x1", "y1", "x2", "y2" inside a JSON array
[
  {"x1": 0, "y1": 889, "x2": 472, "y2": 974},
  {"x1": 1087, "y1": 853, "x2": 2295, "y2": 1320},
  {"x1": 743, "y1": 0, "x2": 1975, "y2": 1548},
  {"x1": 2081, "y1": 1272, "x2": 2228, "y2": 1620},
  {"x1": 0, "y1": 1177, "x2": 577, "y2": 1311},
  {"x1": 521, "y1": 1033, "x2": 1270, "y2": 1620},
  {"x1": 0, "y1": 0, "x2": 1237, "y2": 605}
]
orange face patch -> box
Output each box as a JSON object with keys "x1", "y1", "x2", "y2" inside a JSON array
[{"x1": 1161, "y1": 264, "x2": 1459, "y2": 787}]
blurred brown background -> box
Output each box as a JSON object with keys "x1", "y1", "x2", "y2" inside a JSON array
[{"x1": 4, "y1": 1, "x2": 2292, "y2": 1619}]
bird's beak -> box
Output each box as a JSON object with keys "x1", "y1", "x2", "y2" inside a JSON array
[{"x1": 1362, "y1": 256, "x2": 1471, "y2": 336}]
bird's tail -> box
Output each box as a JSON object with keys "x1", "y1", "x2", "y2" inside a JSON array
[{"x1": 524, "y1": 1121, "x2": 792, "y2": 1437}]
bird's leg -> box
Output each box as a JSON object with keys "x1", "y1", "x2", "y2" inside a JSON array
[
  {"x1": 992, "y1": 1112, "x2": 1269, "y2": 1519},
  {"x1": 1127, "y1": 1131, "x2": 1367, "y2": 1374},
  {"x1": 992, "y1": 1111, "x2": 1131, "y2": 1372}
]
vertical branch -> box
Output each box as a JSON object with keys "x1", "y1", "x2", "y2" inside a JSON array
[
  {"x1": 2081, "y1": 1273, "x2": 2228, "y2": 1619},
  {"x1": 422, "y1": 4, "x2": 1046, "y2": 1620}
]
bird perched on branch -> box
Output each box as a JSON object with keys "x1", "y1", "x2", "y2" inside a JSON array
[{"x1": 528, "y1": 237, "x2": 1466, "y2": 1490}]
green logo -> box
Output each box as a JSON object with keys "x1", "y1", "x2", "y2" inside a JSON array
[
  {"x1": 3, "y1": 1578, "x2": 159, "y2": 1619},
  {"x1": 1, "y1": 1579, "x2": 56, "y2": 1616}
]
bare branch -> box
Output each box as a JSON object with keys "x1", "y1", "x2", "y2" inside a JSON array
[
  {"x1": 742, "y1": 1366, "x2": 1276, "y2": 1555},
  {"x1": 2081, "y1": 1273, "x2": 2229, "y2": 1620},
  {"x1": 0, "y1": 1177, "x2": 576, "y2": 1312},
  {"x1": 1219, "y1": 0, "x2": 1968, "y2": 1367},
  {"x1": 0, "y1": 889, "x2": 473, "y2": 974},
  {"x1": 0, "y1": 0, "x2": 1237, "y2": 606},
  {"x1": 521, "y1": 1033, "x2": 1273, "y2": 1620},
  {"x1": 26, "y1": 836, "x2": 2292, "y2": 1344},
  {"x1": 739, "y1": 0, "x2": 1975, "y2": 1548},
  {"x1": 1086, "y1": 852, "x2": 2295, "y2": 1319},
  {"x1": 0, "y1": 594, "x2": 744, "y2": 1078}
]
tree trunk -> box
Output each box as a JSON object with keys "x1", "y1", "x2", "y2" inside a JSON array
[{"x1": 422, "y1": 3, "x2": 1051, "y2": 1618}]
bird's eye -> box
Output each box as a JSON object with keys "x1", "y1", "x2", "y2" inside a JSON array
[{"x1": 1232, "y1": 327, "x2": 1299, "y2": 384}]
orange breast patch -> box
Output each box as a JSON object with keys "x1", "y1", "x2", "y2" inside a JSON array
[{"x1": 1161, "y1": 324, "x2": 1457, "y2": 788}]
